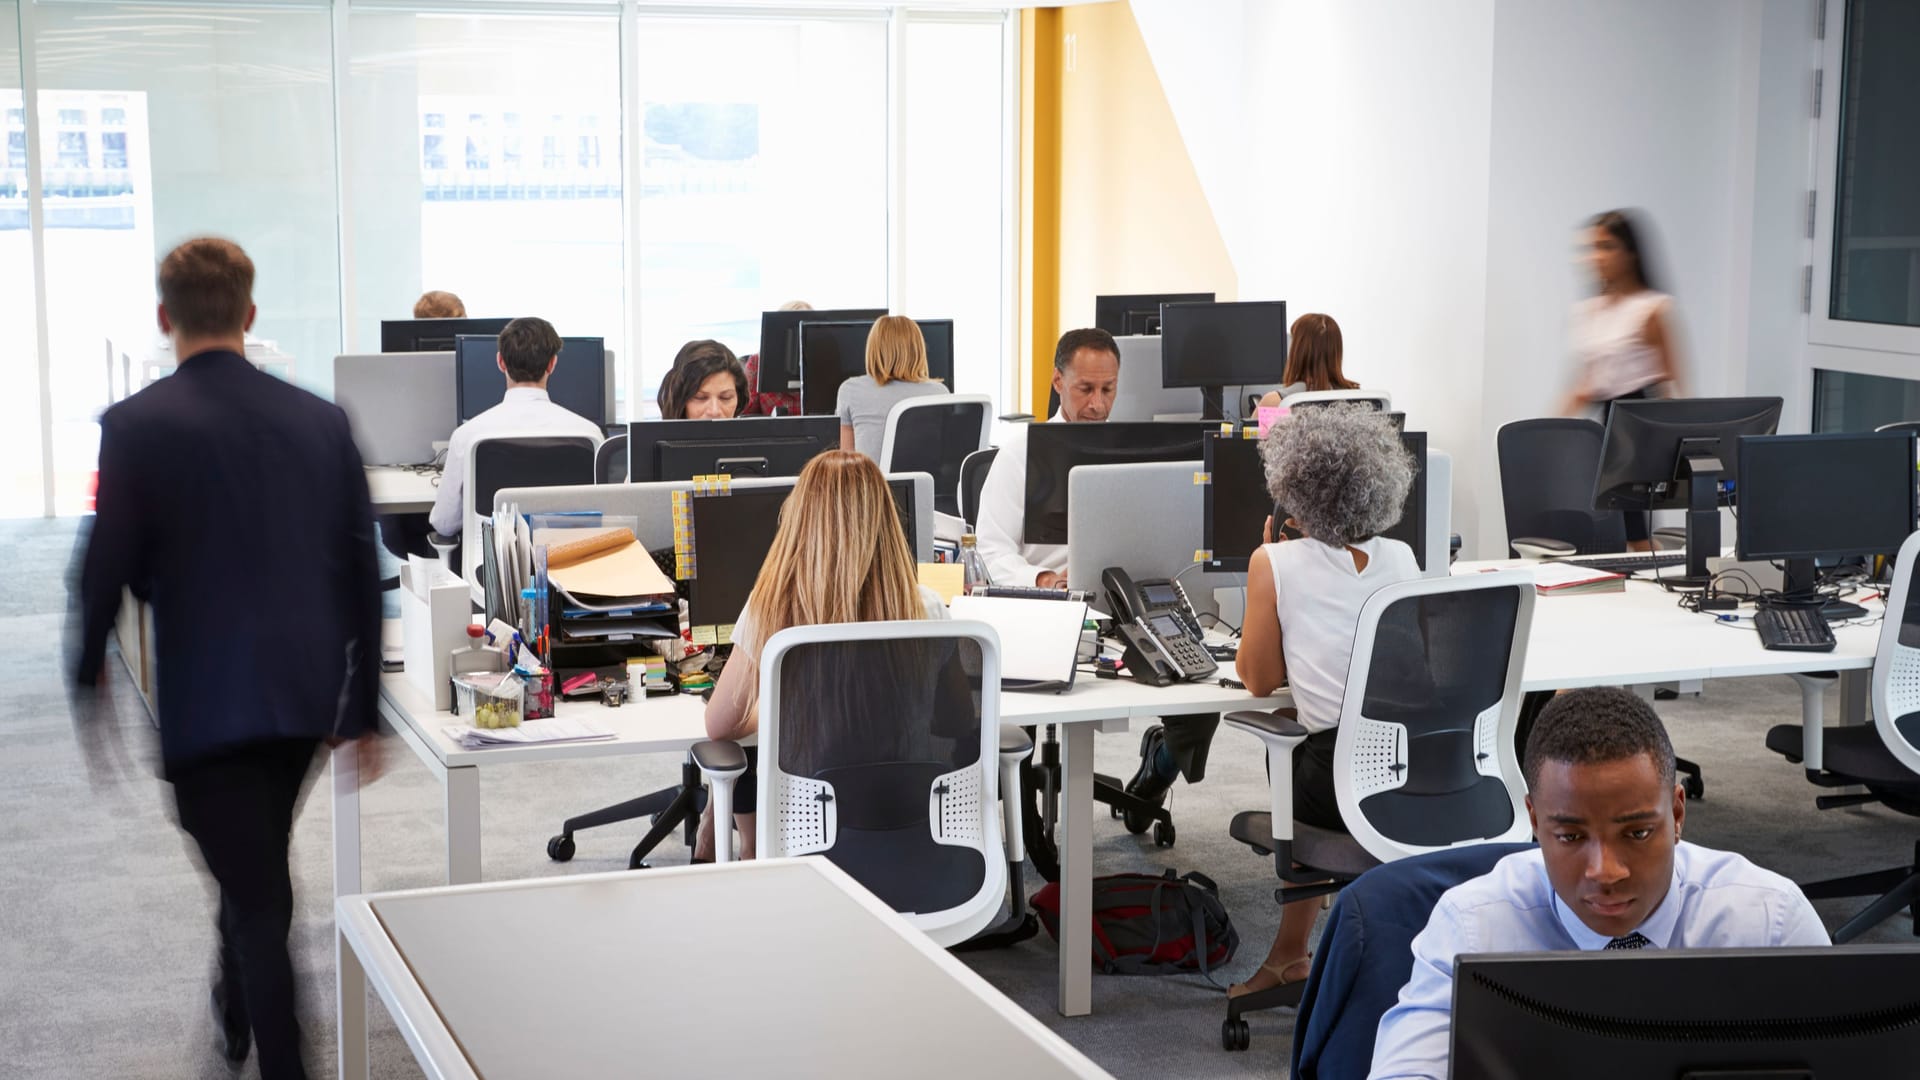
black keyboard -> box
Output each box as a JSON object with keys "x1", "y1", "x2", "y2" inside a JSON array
[
  {"x1": 1755, "y1": 605, "x2": 1837, "y2": 652},
  {"x1": 1552, "y1": 553, "x2": 1687, "y2": 576}
]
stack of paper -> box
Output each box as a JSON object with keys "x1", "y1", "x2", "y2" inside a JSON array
[
  {"x1": 446, "y1": 716, "x2": 617, "y2": 749},
  {"x1": 1532, "y1": 562, "x2": 1626, "y2": 595}
]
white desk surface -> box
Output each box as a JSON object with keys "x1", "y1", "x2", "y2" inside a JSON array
[
  {"x1": 337, "y1": 858, "x2": 1110, "y2": 1080},
  {"x1": 367, "y1": 466, "x2": 440, "y2": 514},
  {"x1": 1454, "y1": 559, "x2": 1882, "y2": 690}
]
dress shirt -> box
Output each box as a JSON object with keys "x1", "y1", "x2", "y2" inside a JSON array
[
  {"x1": 429, "y1": 387, "x2": 604, "y2": 535},
  {"x1": 973, "y1": 413, "x2": 1068, "y2": 587},
  {"x1": 1368, "y1": 841, "x2": 1829, "y2": 1080}
]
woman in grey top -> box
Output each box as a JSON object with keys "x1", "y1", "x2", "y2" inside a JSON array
[{"x1": 836, "y1": 315, "x2": 949, "y2": 459}]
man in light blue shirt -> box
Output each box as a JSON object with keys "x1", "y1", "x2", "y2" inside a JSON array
[{"x1": 1369, "y1": 687, "x2": 1828, "y2": 1080}]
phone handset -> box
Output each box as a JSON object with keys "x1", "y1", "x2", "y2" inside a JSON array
[{"x1": 1101, "y1": 566, "x2": 1218, "y2": 683}]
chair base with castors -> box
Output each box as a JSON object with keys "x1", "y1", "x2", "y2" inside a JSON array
[
  {"x1": 1021, "y1": 724, "x2": 1178, "y2": 884},
  {"x1": 546, "y1": 756, "x2": 706, "y2": 870}
]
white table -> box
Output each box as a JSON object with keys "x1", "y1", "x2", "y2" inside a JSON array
[
  {"x1": 336, "y1": 669, "x2": 1287, "y2": 1020},
  {"x1": 334, "y1": 858, "x2": 1113, "y2": 1080},
  {"x1": 367, "y1": 467, "x2": 440, "y2": 514}
]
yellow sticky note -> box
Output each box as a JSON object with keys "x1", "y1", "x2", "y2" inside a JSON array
[
  {"x1": 917, "y1": 562, "x2": 966, "y2": 604},
  {"x1": 1194, "y1": 549, "x2": 1212, "y2": 563},
  {"x1": 717, "y1": 623, "x2": 736, "y2": 646},
  {"x1": 1193, "y1": 471, "x2": 1211, "y2": 485},
  {"x1": 690, "y1": 625, "x2": 718, "y2": 646}
]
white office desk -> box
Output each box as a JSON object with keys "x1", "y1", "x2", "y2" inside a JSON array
[
  {"x1": 366, "y1": 467, "x2": 440, "y2": 514},
  {"x1": 334, "y1": 858, "x2": 1112, "y2": 1080},
  {"x1": 337, "y1": 669, "x2": 1286, "y2": 1020}
]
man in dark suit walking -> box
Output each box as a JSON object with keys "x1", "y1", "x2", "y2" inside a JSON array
[{"x1": 74, "y1": 237, "x2": 384, "y2": 1079}]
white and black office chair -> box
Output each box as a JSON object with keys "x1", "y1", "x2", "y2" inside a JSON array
[
  {"x1": 462, "y1": 433, "x2": 599, "y2": 601},
  {"x1": 1766, "y1": 528, "x2": 1920, "y2": 943},
  {"x1": 1222, "y1": 570, "x2": 1535, "y2": 1041},
  {"x1": 696, "y1": 620, "x2": 1016, "y2": 947},
  {"x1": 879, "y1": 394, "x2": 992, "y2": 518},
  {"x1": 594, "y1": 433, "x2": 629, "y2": 484},
  {"x1": 1281, "y1": 389, "x2": 1393, "y2": 412}
]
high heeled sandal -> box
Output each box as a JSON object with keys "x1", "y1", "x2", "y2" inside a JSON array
[{"x1": 1227, "y1": 956, "x2": 1312, "y2": 999}]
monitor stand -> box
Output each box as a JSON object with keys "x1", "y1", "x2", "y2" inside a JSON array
[
  {"x1": 1669, "y1": 446, "x2": 1723, "y2": 590},
  {"x1": 1781, "y1": 556, "x2": 1867, "y2": 622},
  {"x1": 1199, "y1": 387, "x2": 1227, "y2": 423}
]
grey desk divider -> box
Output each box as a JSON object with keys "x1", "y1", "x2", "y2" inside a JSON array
[
  {"x1": 334, "y1": 351, "x2": 456, "y2": 467},
  {"x1": 1065, "y1": 460, "x2": 1238, "y2": 615},
  {"x1": 492, "y1": 472, "x2": 937, "y2": 562}
]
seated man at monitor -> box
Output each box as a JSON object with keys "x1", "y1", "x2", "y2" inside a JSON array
[
  {"x1": 1368, "y1": 687, "x2": 1828, "y2": 1080},
  {"x1": 429, "y1": 316, "x2": 604, "y2": 539}
]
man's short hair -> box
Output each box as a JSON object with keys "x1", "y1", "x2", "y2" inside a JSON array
[
  {"x1": 413, "y1": 290, "x2": 465, "y2": 319},
  {"x1": 158, "y1": 238, "x2": 254, "y2": 339},
  {"x1": 498, "y1": 317, "x2": 562, "y2": 383},
  {"x1": 1053, "y1": 327, "x2": 1120, "y2": 373},
  {"x1": 1523, "y1": 686, "x2": 1678, "y2": 791}
]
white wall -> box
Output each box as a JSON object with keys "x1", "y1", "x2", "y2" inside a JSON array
[{"x1": 1132, "y1": 0, "x2": 1818, "y2": 557}]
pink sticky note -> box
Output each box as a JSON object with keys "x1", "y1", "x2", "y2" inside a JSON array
[{"x1": 1256, "y1": 405, "x2": 1286, "y2": 437}]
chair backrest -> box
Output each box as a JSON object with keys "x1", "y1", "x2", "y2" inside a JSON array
[
  {"x1": 1334, "y1": 570, "x2": 1535, "y2": 862},
  {"x1": 754, "y1": 619, "x2": 1005, "y2": 947},
  {"x1": 1872, "y1": 529, "x2": 1920, "y2": 776},
  {"x1": 1875, "y1": 420, "x2": 1920, "y2": 435},
  {"x1": 1282, "y1": 389, "x2": 1394, "y2": 412},
  {"x1": 958, "y1": 446, "x2": 1000, "y2": 529},
  {"x1": 463, "y1": 434, "x2": 598, "y2": 590},
  {"x1": 1495, "y1": 417, "x2": 1628, "y2": 557},
  {"x1": 1291, "y1": 842, "x2": 1535, "y2": 1080},
  {"x1": 879, "y1": 395, "x2": 992, "y2": 517},
  {"x1": 595, "y1": 433, "x2": 629, "y2": 484}
]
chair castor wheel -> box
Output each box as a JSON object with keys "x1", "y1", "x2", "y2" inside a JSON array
[
  {"x1": 1684, "y1": 775, "x2": 1704, "y2": 800},
  {"x1": 1110, "y1": 805, "x2": 1123, "y2": 820},
  {"x1": 546, "y1": 835, "x2": 575, "y2": 862},
  {"x1": 1154, "y1": 820, "x2": 1176, "y2": 848},
  {"x1": 1221, "y1": 1018, "x2": 1250, "y2": 1051}
]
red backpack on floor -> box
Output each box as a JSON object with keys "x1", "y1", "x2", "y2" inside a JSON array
[{"x1": 1030, "y1": 869, "x2": 1239, "y2": 979}]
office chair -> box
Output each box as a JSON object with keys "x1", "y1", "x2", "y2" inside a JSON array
[
  {"x1": 958, "y1": 447, "x2": 999, "y2": 530},
  {"x1": 459, "y1": 434, "x2": 598, "y2": 590},
  {"x1": 1285, "y1": 842, "x2": 1534, "y2": 1069},
  {"x1": 879, "y1": 395, "x2": 993, "y2": 517},
  {"x1": 594, "y1": 433, "x2": 629, "y2": 484},
  {"x1": 696, "y1": 620, "x2": 1019, "y2": 947},
  {"x1": 1875, "y1": 420, "x2": 1920, "y2": 436},
  {"x1": 1281, "y1": 389, "x2": 1393, "y2": 412},
  {"x1": 1222, "y1": 570, "x2": 1536, "y2": 1049},
  {"x1": 1765, "y1": 528, "x2": 1920, "y2": 943}
]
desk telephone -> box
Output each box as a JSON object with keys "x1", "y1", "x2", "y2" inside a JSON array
[{"x1": 1102, "y1": 567, "x2": 1217, "y2": 686}]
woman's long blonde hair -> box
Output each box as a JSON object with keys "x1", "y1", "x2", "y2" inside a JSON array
[
  {"x1": 864, "y1": 315, "x2": 930, "y2": 386},
  {"x1": 739, "y1": 450, "x2": 925, "y2": 721}
]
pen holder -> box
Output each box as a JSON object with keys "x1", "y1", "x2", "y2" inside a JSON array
[{"x1": 520, "y1": 666, "x2": 556, "y2": 721}]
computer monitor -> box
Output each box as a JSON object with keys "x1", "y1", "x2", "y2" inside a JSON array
[
  {"x1": 379, "y1": 317, "x2": 512, "y2": 354},
  {"x1": 685, "y1": 478, "x2": 917, "y2": 632},
  {"x1": 333, "y1": 352, "x2": 455, "y2": 467},
  {"x1": 797, "y1": 320, "x2": 872, "y2": 416},
  {"x1": 1159, "y1": 300, "x2": 1290, "y2": 421},
  {"x1": 1093, "y1": 292, "x2": 1216, "y2": 337},
  {"x1": 1593, "y1": 396, "x2": 1783, "y2": 587},
  {"x1": 1452, "y1": 948, "x2": 1920, "y2": 1078},
  {"x1": 755, "y1": 307, "x2": 887, "y2": 394},
  {"x1": 455, "y1": 335, "x2": 608, "y2": 427},
  {"x1": 1202, "y1": 430, "x2": 1428, "y2": 572},
  {"x1": 1736, "y1": 431, "x2": 1918, "y2": 598},
  {"x1": 626, "y1": 415, "x2": 840, "y2": 483},
  {"x1": 1023, "y1": 421, "x2": 1213, "y2": 545},
  {"x1": 917, "y1": 318, "x2": 955, "y2": 387}
]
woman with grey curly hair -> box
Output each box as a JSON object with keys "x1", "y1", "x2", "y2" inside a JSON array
[{"x1": 1228, "y1": 404, "x2": 1421, "y2": 999}]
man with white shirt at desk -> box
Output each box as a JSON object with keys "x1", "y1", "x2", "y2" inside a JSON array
[
  {"x1": 1368, "y1": 687, "x2": 1828, "y2": 1080},
  {"x1": 428, "y1": 316, "x2": 604, "y2": 539}
]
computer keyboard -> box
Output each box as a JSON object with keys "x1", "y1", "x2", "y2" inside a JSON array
[
  {"x1": 974, "y1": 585, "x2": 1093, "y2": 604},
  {"x1": 1552, "y1": 553, "x2": 1687, "y2": 576},
  {"x1": 1755, "y1": 605, "x2": 1837, "y2": 653}
]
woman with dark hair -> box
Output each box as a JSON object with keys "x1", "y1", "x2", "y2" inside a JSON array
[
  {"x1": 658, "y1": 339, "x2": 748, "y2": 420},
  {"x1": 1258, "y1": 312, "x2": 1356, "y2": 408},
  {"x1": 1559, "y1": 209, "x2": 1686, "y2": 548}
]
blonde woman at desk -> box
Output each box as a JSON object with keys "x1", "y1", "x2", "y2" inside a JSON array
[
  {"x1": 697, "y1": 450, "x2": 947, "y2": 860},
  {"x1": 837, "y1": 315, "x2": 949, "y2": 459}
]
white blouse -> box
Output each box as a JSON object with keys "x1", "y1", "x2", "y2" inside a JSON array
[{"x1": 1569, "y1": 289, "x2": 1672, "y2": 402}]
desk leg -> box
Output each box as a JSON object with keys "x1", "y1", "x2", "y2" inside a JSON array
[
  {"x1": 336, "y1": 926, "x2": 368, "y2": 1080},
  {"x1": 1057, "y1": 723, "x2": 1093, "y2": 1017},
  {"x1": 1840, "y1": 670, "x2": 1870, "y2": 725},
  {"x1": 446, "y1": 765, "x2": 481, "y2": 885},
  {"x1": 331, "y1": 741, "x2": 362, "y2": 898}
]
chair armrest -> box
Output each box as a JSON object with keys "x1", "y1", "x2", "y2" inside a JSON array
[
  {"x1": 691, "y1": 739, "x2": 747, "y2": 777},
  {"x1": 1225, "y1": 708, "x2": 1308, "y2": 744},
  {"x1": 1510, "y1": 537, "x2": 1576, "y2": 559}
]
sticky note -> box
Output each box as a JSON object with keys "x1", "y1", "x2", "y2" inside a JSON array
[
  {"x1": 717, "y1": 623, "x2": 736, "y2": 646},
  {"x1": 1256, "y1": 406, "x2": 1285, "y2": 436},
  {"x1": 1194, "y1": 549, "x2": 1212, "y2": 564},
  {"x1": 1193, "y1": 471, "x2": 1211, "y2": 485},
  {"x1": 690, "y1": 625, "x2": 718, "y2": 646},
  {"x1": 917, "y1": 562, "x2": 966, "y2": 604}
]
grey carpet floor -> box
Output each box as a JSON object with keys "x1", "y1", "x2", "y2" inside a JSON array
[{"x1": 2, "y1": 516, "x2": 1915, "y2": 1079}]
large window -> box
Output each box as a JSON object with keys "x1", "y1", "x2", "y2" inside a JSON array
[
  {"x1": 0, "y1": 1, "x2": 43, "y2": 514},
  {"x1": 1829, "y1": 0, "x2": 1920, "y2": 330}
]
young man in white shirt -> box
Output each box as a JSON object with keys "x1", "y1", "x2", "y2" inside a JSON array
[
  {"x1": 428, "y1": 316, "x2": 604, "y2": 538},
  {"x1": 1368, "y1": 687, "x2": 1829, "y2": 1080}
]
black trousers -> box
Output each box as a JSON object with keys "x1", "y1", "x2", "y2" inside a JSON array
[
  {"x1": 172, "y1": 738, "x2": 319, "y2": 1080},
  {"x1": 1161, "y1": 712, "x2": 1220, "y2": 783}
]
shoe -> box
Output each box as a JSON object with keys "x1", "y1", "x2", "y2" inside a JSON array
[
  {"x1": 1124, "y1": 725, "x2": 1174, "y2": 807},
  {"x1": 210, "y1": 977, "x2": 251, "y2": 1068},
  {"x1": 1227, "y1": 956, "x2": 1312, "y2": 999}
]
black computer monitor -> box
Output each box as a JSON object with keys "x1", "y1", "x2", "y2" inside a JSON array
[
  {"x1": 1202, "y1": 430, "x2": 1427, "y2": 572},
  {"x1": 797, "y1": 320, "x2": 872, "y2": 416},
  {"x1": 455, "y1": 335, "x2": 607, "y2": 426},
  {"x1": 1093, "y1": 292, "x2": 1216, "y2": 337},
  {"x1": 380, "y1": 317, "x2": 512, "y2": 354},
  {"x1": 1023, "y1": 421, "x2": 1213, "y2": 546},
  {"x1": 627, "y1": 416, "x2": 840, "y2": 483},
  {"x1": 1159, "y1": 301, "x2": 1289, "y2": 421},
  {"x1": 918, "y1": 318, "x2": 955, "y2": 387},
  {"x1": 685, "y1": 479, "x2": 917, "y2": 630},
  {"x1": 1452, "y1": 948, "x2": 1920, "y2": 1078},
  {"x1": 1736, "y1": 431, "x2": 1918, "y2": 598},
  {"x1": 755, "y1": 307, "x2": 887, "y2": 394},
  {"x1": 1593, "y1": 396, "x2": 1783, "y2": 587}
]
